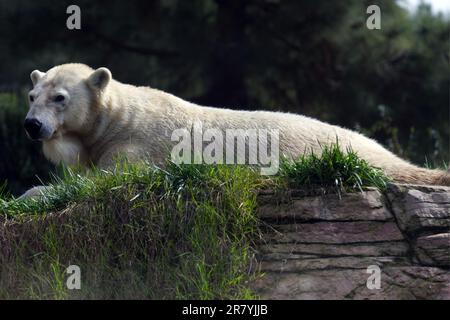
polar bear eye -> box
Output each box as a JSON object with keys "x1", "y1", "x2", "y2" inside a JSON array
[
  {"x1": 53, "y1": 95, "x2": 65, "y2": 103},
  {"x1": 29, "y1": 94, "x2": 34, "y2": 102}
]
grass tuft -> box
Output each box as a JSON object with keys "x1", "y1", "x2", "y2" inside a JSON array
[{"x1": 277, "y1": 143, "x2": 389, "y2": 195}]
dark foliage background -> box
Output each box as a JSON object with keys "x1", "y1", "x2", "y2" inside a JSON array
[{"x1": 0, "y1": 0, "x2": 448, "y2": 195}]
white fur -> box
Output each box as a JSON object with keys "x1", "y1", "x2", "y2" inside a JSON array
[
  {"x1": 20, "y1": 63, "x2": 450, "y2": 198},
  {"x1": 42, "y1": 135, "x2": 87, "y2": 166}
]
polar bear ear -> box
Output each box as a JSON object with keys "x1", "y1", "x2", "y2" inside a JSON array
[
  {"x1": 30, "y1": 70, "x2": 45, "y2": 86},
  {"x1": 87, "y1": 67, "x2": 112, "y2": 91}
]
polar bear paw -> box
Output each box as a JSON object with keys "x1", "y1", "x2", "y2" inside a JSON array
[{"x1": 19, "y1": 186, "x2": 51, "y2": 199}]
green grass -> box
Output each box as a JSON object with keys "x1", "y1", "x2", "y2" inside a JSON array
[
  {"x1": 277, "y1": 143, "x2": 389, "y2": 195},
  {"x1": 0, "y1": 144, "x2": 389, "y2": 299},
  {"x1": 0, "y1": 162, "x2": 261, "y2": 299},
  {"x1": 424, "y1": 156, "x2": 449, "y2": 171}
]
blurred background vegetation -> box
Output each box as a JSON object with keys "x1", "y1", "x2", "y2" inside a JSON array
[{"x1": 0, "y1": 0, "x2": 448, "y2": 195}]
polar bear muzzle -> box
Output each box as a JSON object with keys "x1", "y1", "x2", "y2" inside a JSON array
[{"x1": 24, "y1": 117, "x2": 55, "y2": 141}]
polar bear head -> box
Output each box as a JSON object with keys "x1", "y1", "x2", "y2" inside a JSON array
[{"x1": 24, "y1": 63, "x2": 111, "y2": 141}]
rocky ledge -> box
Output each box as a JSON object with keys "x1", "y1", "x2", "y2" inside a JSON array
[{"x1": 252, "y1": 184, "x2": 450, "y2": 299}]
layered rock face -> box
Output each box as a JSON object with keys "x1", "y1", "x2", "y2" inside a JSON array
[{"x1": 252, "y1": 184, "x2": 450, "y2": 299}]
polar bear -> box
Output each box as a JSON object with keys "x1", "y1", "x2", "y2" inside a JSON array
[{"x1": 21, "y1": 63, "x2": 449, "y2": 197}]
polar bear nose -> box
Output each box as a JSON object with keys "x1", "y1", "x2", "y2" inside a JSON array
[{"x1": 24, "y1": 118, "x2": 42, "y2": 140}]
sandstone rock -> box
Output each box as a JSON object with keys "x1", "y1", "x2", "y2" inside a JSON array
[
  {"x1": 264, "y1": 221, "x2": 404, "y2": 244},
  {"x1": 258, "y1": 242, "x2": 410, "y2": 258},
  {"x1": 254, "y1": 184, "x2": 450, "y2": 300},
  {"x1": 414, "y1": 233, "x2": 450, "y2": 267},
  {"x1": 259, "y1": 256, "x2": 409, "y2": 272},
  {"x1": 252, "y1": 267, "x2": 450, "y2": 300},
  {"x1": 258, "y1": 189, "x2": 392, "y2": 221},
  {"x1": 387, "y1": 184, "x2": 450, "y2": 233}
]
